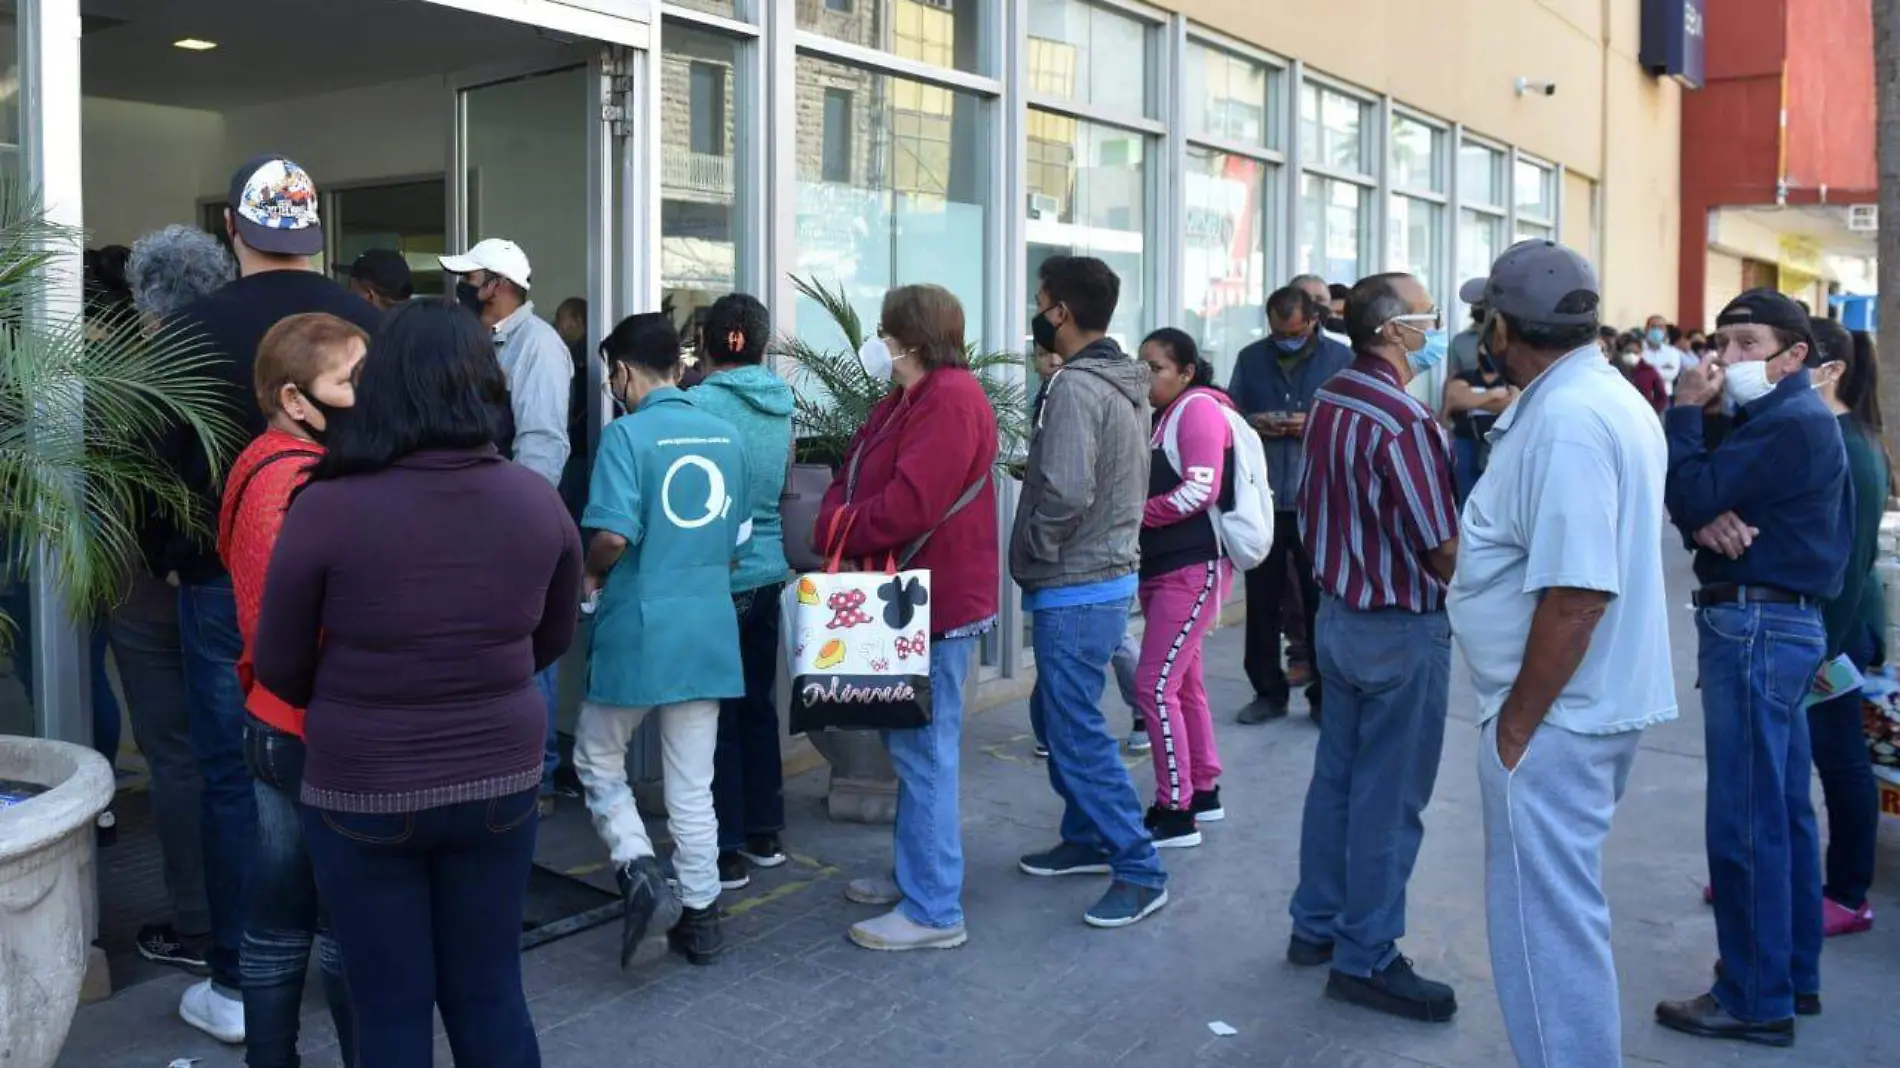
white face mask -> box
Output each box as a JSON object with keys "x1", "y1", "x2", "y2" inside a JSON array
[
  {"x1": 1723, "y1": 360, "x2": 1777, "y2": 406},
  {"x1": 858, "y1": 336, "x2": 894, "y2": 383}
]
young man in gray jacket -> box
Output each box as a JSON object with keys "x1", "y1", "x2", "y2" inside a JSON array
[{"x1": 1011, "y1": 255, "x2": 1169, "y2": 929}]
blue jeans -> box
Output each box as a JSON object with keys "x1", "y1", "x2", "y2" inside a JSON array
[
  {"x1": 303, "y1": 791, "x2": 541, "y2": 1068},
  {"x1": 1290, "y1": 599, "x2": 1450, "y2": 977},
  {"x1": 1699, "y1": 602, "x2": 1826, "y2": 1022},
  {"x1": 714, "y1": 584, "x2": 786, "y2": 850},
  {"x1": 1809, "y1": 625, "x2": 1879, "y2": 910},
  {"x1": 882, "y1": 635, "x2": 976, "y2": 929},
  {"x1": 242, "y1": 720, "x2": 353, "y2": 1068},
  {"x1": 535, "y1": 665, "x2": 560, "y2": 795},
  {"x1": 1452, "y1": 435, "x2": 1483, "y2": 509},
  {"x1": 1029, "y1": 602, "x2": 1165, "y2": 891},
  {"x1": 178, "y1": 577, "x2": 256, "y2": 991}
]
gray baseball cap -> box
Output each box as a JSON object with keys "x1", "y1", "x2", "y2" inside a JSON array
[{"x1": 1458, "y1": 239, "x2": 1600, "y2": 326}]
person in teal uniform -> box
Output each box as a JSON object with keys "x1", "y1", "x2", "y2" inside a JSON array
[{"x1": 572, "y1": 312, "x2": 752, "y2": 971}]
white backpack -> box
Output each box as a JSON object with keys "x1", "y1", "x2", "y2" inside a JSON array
[{"x1": 1159, "y1": 391, "x2": 1276, "y2": 572}]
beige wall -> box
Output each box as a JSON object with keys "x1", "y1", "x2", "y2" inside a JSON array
[{"x1": 1163, "y1": 0, "x2": 1679, "y2": 328}]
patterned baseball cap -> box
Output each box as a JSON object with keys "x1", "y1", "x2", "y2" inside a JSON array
[{"x1": 227, "y1": 155, "x2": 322, "y2": 257}]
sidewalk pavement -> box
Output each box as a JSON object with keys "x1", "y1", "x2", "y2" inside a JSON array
[{"x1": 59, "y1": 545, "x2": 1900, "y2": 1067}]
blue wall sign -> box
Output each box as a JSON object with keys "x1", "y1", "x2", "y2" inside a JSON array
[{"x1": 1642, "y1": 0, "x2": 1707, "y2": 91}]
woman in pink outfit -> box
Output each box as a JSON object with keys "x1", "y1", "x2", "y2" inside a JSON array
[{"x1": 1134, "y1": 328, "x2": 1236, "y2": 848}]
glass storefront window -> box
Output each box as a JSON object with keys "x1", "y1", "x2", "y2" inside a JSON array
[
  {"x1": 799, "y1": 0, "x2": 984, "y2": 75},
  {"x1": 1027, "y1": 0, "x2": 1150, "y2": 118},
  {"x1": 331, "y1": 181, "x2": 448, "y2": 297},
  {"x1": 1389, "y1": 115, "x2": 1441, "y2": 193},
  {"x1": 1183, "y1": 41, "x2": 1268, "y2": 147},
  {"x1": 1514, "y1": 158, "x2": 1554, "y2": 220},
  {"x1": 793, "y1": 55, "x2": 988, "y2": 348},
  {"x1": 1459, "y1": 141, "x2": 1504, "y2": 209},
  {"x1": 1298, "y1": 173, "x2": 1365, "y2": 284},
  {"x1": 1026, "y1": 110, "x2": 1148, "y2": 348},
  {"x1": 1387, "y1": 194, "x2": 1438, "y2": 283},
  {"x1": 1299, "y1": 83, "x2": 1368, "y2": 175},
  {"x1": 1459, "y1": 209, "x2": 1504, "y2": 293},
  {"x1": 670, "y1": 0, "x2": 743, "y2": 19},
  {"x1": 662, "y1": 27, "x2": 746, "y2": 326},
  {"x1": 1182, "y1": 146, "x2": 1268, "y2": 384}
]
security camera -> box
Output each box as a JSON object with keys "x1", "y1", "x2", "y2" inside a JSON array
[{"x1": 1514, "y1": 78, "x2": 1557, "y2": 98}]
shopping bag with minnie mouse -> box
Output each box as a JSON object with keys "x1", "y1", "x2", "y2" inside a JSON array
[{"x1": 780, "y1": 470, "x2": 985, "y2": 733}]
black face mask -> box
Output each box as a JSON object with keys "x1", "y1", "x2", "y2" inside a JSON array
[
  {"x1": 1030, "y1": 308, "x2": 1060, "y2": 354},
  {"x1": 455, "y1": 280, "x2": 486, "y2": 316},
  {"x1": 296, "y1": 386, "x2": 349, "y2": 445},
  {"x1": 1324, "y1": 315, "x2": 1348, "y2": 336}
]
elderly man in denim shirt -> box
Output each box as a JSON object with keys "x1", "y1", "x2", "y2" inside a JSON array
[
  {"x1": 441, "y1": 238, "x2": 574, "y2": 810},
  {"x1": 1655, "y1": 288, "x2": 1852, "y2": 1048},
  {"x1": 1228, "y1": 284, "x2": 1351, "y2": 723},
  {"x1": 1448, "y1": 242, "x2": 1675, "y2": 1068}
]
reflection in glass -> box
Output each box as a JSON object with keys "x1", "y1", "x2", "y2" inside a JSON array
[
  {"x1": 1516, "y1": 222, "x2": 1554, "y2": 244},
  {"x1": 1459, "y1": 210, "x2": 1503, "y2": 295},
  {"x1": 663, "y1": 28, "x2": 746, "y2": 329},
  {"x1": 1459, "y1": 142, "x2": 1503, "y2": 207},
  {"x1": 1182, "y1": 146, "x2": 1267, "y2": 385},
  {"x1": 1514, "y1": 159, "x2": 1553, "y2": 219},
  {"x1": 1184, "y1": 41, "x2": 1267, "y2": 146},
  {"x1": 1299, "y1": 84, "x2": 1367, "y2": 174},
  {"x1": 799, "y1": 0, "x2": 983, "y2": 75},
  {"x1": 1389, "y1": 116, "x2": 1440, "y2": 193},
  {"x1": 671, "y1": 0, "x2": 742, "y2": 18},
  {"x1": 1387, "y1": 194, "x2": 1438, "y2": 282},
  {"x1": 1026, "y1": 110, "x2": 1148, "y2": 349},
  {"x1": 463, "y1": 67, "x2": 590, "y2": 319},
  {"x1": 1027, "y1": 0, "x2": 1149, "y2": 117},
  {"x1": 1299, "y1": 173, "x2": 1364, "y2": 284},
  {"x1": 793, "y1": 56, "x2": 988, "y2": 349}
]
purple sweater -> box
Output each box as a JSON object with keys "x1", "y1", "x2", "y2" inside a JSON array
[{"x1": 254, "y1": 447, "x2": 583, "y2": 813}]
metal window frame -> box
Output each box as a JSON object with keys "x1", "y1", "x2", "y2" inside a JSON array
[
  {"x1": 1510, "y1": 149, "x2": 1558, "y2": 231},
  {"x1": 1180, "y1": 28, "x2": 1284, "y2": 154},
  {"x1": 1387, "y1": 104, "x2": 1449, "y2": 201},
  {"x1": 1457, "y1": 132, "x2": 1510, "y2": 216}
]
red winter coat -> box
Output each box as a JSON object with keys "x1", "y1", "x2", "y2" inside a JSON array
[
  {"x1": 815, "y1": 368, "x2": 1000, "y2": 634},
  {"x1": 218, "y1": 429, "x2": 322, "y2": 736}
]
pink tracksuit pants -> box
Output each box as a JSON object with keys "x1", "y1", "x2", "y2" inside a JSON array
[{"x1": 1137, "y1": 559, "x2": 1229, "y2": 811}]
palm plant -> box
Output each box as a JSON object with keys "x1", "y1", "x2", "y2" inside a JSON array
[
  {"x1": 0, "y1": 187, "x2": 240, "y2": 643},
  {"x1": 774, "y1": 276, "x2": 1030, "y2": 470}
]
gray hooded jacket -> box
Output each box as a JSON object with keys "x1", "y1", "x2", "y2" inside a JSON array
[{"x1": 1009, "y1": 338, "x2": 1152, "y2": 592}]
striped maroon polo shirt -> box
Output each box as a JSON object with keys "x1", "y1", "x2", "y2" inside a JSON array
[{"x1": 1297, "y1": 355, "x2": 1459, "y2": 613}]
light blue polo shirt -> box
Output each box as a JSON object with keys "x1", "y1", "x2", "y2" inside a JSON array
[{"x1": 1446, "y1": 345, "x2": 1678, "y2": 735}]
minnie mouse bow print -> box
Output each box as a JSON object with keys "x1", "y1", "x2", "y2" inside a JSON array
[{"x1": 877, "y1": 575, "x2": 929, "y2": 629}]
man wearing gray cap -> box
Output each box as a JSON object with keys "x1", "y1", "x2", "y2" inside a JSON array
[{"x1": 1446, "y1": 241, "x2": 1674, "y2": 1067}]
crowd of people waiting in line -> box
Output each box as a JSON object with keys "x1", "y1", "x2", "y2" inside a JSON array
[{"x1": 32, "y1": 151, "x2": 1888, "y2": 1068}]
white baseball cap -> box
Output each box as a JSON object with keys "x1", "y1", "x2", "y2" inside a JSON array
[{"x1": 440, "y1": 238, "x2": 532, "y2": 290}]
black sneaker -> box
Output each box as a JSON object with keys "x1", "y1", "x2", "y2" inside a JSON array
[
  {"x1": 135, "y1": 923, "x2": 210, "y2": 976},
  {"x1": 1237, "y1": 699, "x2": 1289, "y2": 725},
  {"x1": 1018, "y1": 841, "x2": 1112, "y2": 877},
  {"x1": 1287, "y1": 935, "x2": 1334, "y2": 967},
  {"x1": 668, "y1": 904, "x2": 725, "y2": 966},
  {"x1": 615, "y1": 857, "x2": 682, "y2": 971},
  {"x1": 1145, "y1": 805, "x2": 1202, "y2": 849},
  {"x1": 1033, "y1": 743, "x2": 1049, "y2": 759},
  {"x1": 717, "y1": 851, "x2": 751, "y2": 890},
  {"x1": 1326, "y1": 957, "x2": 1457, "y2": 1022},
  {"x1": 739, "y1": 833, "x2": 787, "y2": 869},
  {"x1": 1190, "y1": 788, "x2": 1224, "y2": 823}
]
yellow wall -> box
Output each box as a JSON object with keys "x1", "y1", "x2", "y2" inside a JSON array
[{"x1": 1161, "y1": 0, "x2": 1680, "y2": 325}]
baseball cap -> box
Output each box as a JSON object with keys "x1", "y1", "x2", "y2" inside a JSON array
[
  {"x1": 347, "y1": 248, "x2": 414, "y2": 300},
  {"x1": 227, "y1": 155, "x2": 323, "y2": 257},
  {"x1": 440, "y1": 238, "x2": 532, "y2": 290},
  {"x1": 1458, "y1": 239, "x2": 1600, "y2": 327},
  {"x1": 1716, "y1": 288, "x2": 1820, "y2": 365}
]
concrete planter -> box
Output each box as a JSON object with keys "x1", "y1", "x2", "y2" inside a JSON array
[
  {"x1": 0, "y1": 737, "x2": 114, "y2": 1068},
  {"x1": 807, "y1": 729, "x2": 898, "y2": 824}
]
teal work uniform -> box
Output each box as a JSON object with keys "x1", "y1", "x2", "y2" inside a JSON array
[{"x1": 582, "y1": 386, "x2": 752, "y2": 708}]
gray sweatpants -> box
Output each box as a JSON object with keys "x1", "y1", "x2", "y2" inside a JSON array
[{"x1": 1479, "y1": 718, "x2": 1641, "y2": 1068}]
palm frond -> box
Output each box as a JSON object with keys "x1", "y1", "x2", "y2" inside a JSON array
[
  {"x1": 775, "y1": 275, "x2": 1029, "y2": 468},
  {"x1": 0, "y1": 185, "x2": 243, "y2": 642}
]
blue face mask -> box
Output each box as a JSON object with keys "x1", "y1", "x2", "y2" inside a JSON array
[
  {"x1": 1273, "y1": 335, "x2": 1308, "y2": 354},
  {"x1": 1406, "y1": 329, "x2": 1450, "y2": 374},
  {"x1": 1646, "y1": 327, "x2": 1666, "y2": 346}
]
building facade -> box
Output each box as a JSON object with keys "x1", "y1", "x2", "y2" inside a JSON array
[
  {"x1": 2, "y1": 0, "x2": 1685, "y2": 748},
  {"x1": 1679, "y1": 0, "x2": 1877, "y2": 331}
]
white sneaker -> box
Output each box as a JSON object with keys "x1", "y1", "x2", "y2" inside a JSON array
[
  {"x1": 178, "y1": 978, "x2": 244, "y2": 1044},
  {"x1": 848, "y1": 908, "x2": 967, "y2": 951}
]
